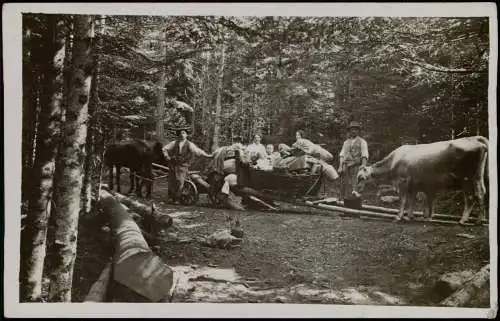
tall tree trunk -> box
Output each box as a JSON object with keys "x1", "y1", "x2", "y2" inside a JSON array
[
  {"x1": 201, "y1": 52, "x2": 211, "y2": 151},
  {"x1": 48, "y1": 15, "x2": 94, "y2": 302},
  {"x1": 20, "y1": 14, "x2": 66, "y2": 302},
  {"x1": 81, "y1": 15, "x2": 104, "y2": 215},
  {"x1": 251, "y1": 63, "x2": 257, "y2": 139},
  {"x1": 44, "y1": 18, "x2": 74, "y2": 281},
  {"x1": 156, "y1": 30, "x2": 167, "y2": 143},
  {"x1": 31, "y1": 75, "x2": 42, "y2": 166},
  {"x1": 22, "y1": 26, "x2": 36, "y2": 203},
  {"x1": 211, "y1": 42, "x2": 225, "y2": 152},
  {"x1": 476, "y1": 103, "x2": 480, "y2": 136}
]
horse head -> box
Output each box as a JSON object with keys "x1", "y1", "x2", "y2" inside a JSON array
[{"x1": 152, "y1": 141, "x2": 169, "y2": 166}]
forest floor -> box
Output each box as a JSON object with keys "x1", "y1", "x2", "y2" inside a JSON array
[{"x1": 72, "y1": 174, "x2": 490, "y2": 307}]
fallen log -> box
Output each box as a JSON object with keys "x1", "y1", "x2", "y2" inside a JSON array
[
  {"x1": 84, "y1": 263, "x2": 112, "y2": 302},
  {"x1": 98, "y1": 189, "x2": 175, "y2": 302},
  {"x1": 105, "y1": 189, "x2": 173, "y2": 229},
  {"x1": 108, "y1": 189, "x2": 155, "y2": 215},
  {"x1": 440, "y1": 264, "x2": 490, "y2": 307}
]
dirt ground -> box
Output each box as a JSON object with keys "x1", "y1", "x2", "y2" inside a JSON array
[{"x1": 72, "y1": 173, "x2": 490, "y2": 306}]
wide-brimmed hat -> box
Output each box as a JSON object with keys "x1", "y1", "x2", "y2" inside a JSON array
[
  {"x1": 172, "y1": 126, "x2": 191, "y2": 136},
  {"x1": 348, "y1": 121, "x2": 361, "y2": 129}
]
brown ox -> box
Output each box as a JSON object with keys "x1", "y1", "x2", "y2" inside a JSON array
[{"x1": 356, "y1": 136, "x2": 489, "y2": 225}]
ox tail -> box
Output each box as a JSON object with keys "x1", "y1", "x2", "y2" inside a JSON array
[
  {"x1": 475, "y1": 136, "x2": 489, "y2": 193},
  {"x1": 478, "y1": 145, "x2": 488, "y2": 196}
]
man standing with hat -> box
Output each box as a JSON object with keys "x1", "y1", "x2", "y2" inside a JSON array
[
  {"x1": 163, "y1": 127, "x2": 213, "y2": 204},
  {"x1": 338, "y1": 121, "x2": 369, "y2": 199}
]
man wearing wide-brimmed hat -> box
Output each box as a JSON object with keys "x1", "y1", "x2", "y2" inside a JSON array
[
  {"x1": 163, "y1": 127, "x2": 213, "y2": 204},
  {"x1": 338, "y1": 121, "x2": 369, "y2": 199}
]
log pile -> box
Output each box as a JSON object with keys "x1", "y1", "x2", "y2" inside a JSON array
[
  {"x1": 315, "y1": 198, "x2": 487, "y2": 224},
  {"x1": 303, "y1": 201, "x2": 482, "y2": 226},
  {"x1": 230, "y1": 186, "x2": 487, "y2": 227}
]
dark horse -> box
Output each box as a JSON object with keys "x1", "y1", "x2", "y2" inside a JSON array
[{"x1": 103, "y1": 139, "x2": 168, "y2": 198}]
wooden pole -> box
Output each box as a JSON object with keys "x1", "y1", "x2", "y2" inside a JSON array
[
  {"x1": 310, "y1": 202, "x2": 397, "y2": 220},
  {"x1": 234, "y1": 187, "x2": 483, "y2": 226},
  {"x1": 314, "y1": 198, "x2": 487, "y2": 223},
  {"x1": 152, "y1": 162, "x2": 170, "y2": 172},
  {"x1": 350, "y1": 203, "x2": 487, "y2": 223},
  {"x1": 305, "y1": 202, "x2": 478, "y2": 226}
]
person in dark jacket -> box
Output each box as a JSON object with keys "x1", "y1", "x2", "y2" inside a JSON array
[{"x1": 163, "y1": 128, "x2": 213, "y2": 204}]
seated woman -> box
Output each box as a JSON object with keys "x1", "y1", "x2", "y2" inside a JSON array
[
  {"x1": 273, "y1": 131, "x2": 339, "y2": 182},
  {"x1": 245, "y1": 133, "x2": 267, "y2": 164},
  {"x1": 291, "y1": 130, "x2": 333, "y2": 162}
]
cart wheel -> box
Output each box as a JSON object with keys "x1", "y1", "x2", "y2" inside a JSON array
[{"x1": 179, "y1": 180, "x2": 198, "y2": 205}]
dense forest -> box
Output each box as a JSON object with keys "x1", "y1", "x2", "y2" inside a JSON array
[{"x1": 20, "y1": 14, "x2": 489, "y2": 302}]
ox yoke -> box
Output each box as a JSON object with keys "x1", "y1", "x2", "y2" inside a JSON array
[{"x1": 387, "y1": 136, "x2": 488, "y2": 191}]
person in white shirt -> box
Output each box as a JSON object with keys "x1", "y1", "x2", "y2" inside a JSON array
[
  {"x1": 338, "y1": 121, "x2": 369, "y2": 199},
  {"x1": 266, "y1": 144, "x2": 280, "y2": 161},
  {"x1": 163, "y1": 128, "x2": 213, "y2": 204},
  {"x1": 245, "y1": 133, "x2": 267, "y2": 164}
]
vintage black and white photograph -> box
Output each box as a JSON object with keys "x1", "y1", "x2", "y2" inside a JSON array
[{"x1": 3, "y1": 2, "x2": 498, "y2": 318}]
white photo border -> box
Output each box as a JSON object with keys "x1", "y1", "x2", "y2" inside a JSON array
[{"x1": 3, "y1": 2, "x2": 498, "y2": 318}]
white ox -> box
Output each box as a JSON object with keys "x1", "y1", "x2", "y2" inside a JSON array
[{"x1": 356, "y1": 136, "x2": 489, "y2": 225}]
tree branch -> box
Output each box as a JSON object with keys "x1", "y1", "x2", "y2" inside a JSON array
[
  {"x1": 167, "y1": 48, "x2": 213, "y2": 64},
  {"x1": 132, "y1": 47, "x2": 213, "y2": 66},
  {"x1": 402, "y1": 58, "x2": 488, "y2": 74},
  {"x1": 193, "y1": 16, "x2": 262, "y2": 40}
]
